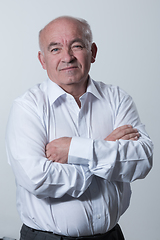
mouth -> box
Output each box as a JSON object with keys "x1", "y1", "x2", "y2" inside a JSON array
[{"x1": 60, "y1": 66, "x2": 78, "y2": 71}]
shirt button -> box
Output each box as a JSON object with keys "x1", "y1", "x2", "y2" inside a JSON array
[{"x1": 97, "y1": 214, "x2": 101, "y2": 219}]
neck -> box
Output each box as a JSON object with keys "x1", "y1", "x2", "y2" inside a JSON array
[
  {"x1": 60, "y1": 78, "x2": 89, "y2": 108},
  {"x1": 73, "y1": 95, "x2": 83, "y2": 108}
]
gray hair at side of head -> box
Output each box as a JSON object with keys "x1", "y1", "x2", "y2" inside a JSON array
[
  {"x1": 76, "y1": 17, "x2": 93, "y2": 49},
  {"x1": 38, "y1": 16, "x2": 93, "y2": 53}
]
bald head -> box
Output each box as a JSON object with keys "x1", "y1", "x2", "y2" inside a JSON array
[
  {"x1": 39, "y1": 16, "x2": 93, "y2": 53},
  {"x1": 37, "y1": 15, "x2": 97, "y2": 95}
]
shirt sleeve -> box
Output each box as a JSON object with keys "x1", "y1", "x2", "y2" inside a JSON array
[
  {"x1": 5, "y1": 100, "x2": 93, "y2": 199},
  {"x1": 68, "y1": 94, "x2": 153, "y2": 182}
]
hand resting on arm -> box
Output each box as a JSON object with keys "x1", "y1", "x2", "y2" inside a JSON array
[
  {"x1": 105, "y1": 125, "x2": 140, "y2": 141},
  {"x1": 46, "y1": 137, "x2": 72, "y2": 163}
]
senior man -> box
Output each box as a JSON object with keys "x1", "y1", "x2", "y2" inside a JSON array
[{"x1": 6, "y1": 16, "x2": 153, "y2": 240}]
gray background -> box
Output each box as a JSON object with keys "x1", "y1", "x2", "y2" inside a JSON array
[{"x1": 0, "y1": 0, "x2": 159, "y2": 239}]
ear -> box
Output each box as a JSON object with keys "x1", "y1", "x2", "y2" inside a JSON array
[
  {"x1": 38, "y1": 51, "x2": 47, "y2": 70},
  {"x1": 91, "y1": 43, "x2": 97, "y2": 63}
]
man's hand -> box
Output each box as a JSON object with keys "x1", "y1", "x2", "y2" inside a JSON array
[
  {"x1": 105, "y1": 125, "x2": 140, "y2": 141},
  {"x1": 46, "y1": 137, "x2": 71, "y2": 164}
]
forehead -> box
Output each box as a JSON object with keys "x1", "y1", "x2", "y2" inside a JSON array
[{"x1": 42, "y1": 19, "x2": 84, "y2": 46}]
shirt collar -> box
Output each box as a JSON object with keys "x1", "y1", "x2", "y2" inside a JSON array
[
  {"x1": 86, "y1": 77, "x2": 102, "y2": 100},
  {"x1": 47, "y1": 78, "x2": 67, "y2": 105},
  {"x1": 47, "y1": 77, "x2": 102, "y2": 105}
]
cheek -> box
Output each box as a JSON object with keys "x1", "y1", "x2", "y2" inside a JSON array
[
  {"x1": 45, "y1": 58, "x2": 58, "y2": 72},
  {"x1": 83, "y1": 58, "x2": 91, "y2": 72},
  {"x1": 78, "y1": 54, "x2": 91, "y2": 69}
]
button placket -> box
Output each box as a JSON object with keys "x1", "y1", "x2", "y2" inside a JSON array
[{"x1": 89, "y1": 178, "x2": 104, "y2": 233}]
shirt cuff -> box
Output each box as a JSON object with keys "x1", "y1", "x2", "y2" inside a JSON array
[{"x1": 68, "y1": 137, "x2": 93, "y2": 166}]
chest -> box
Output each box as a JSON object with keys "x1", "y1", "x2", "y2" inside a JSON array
[{"x1": 45, "y1": 96, "x2": 115, "y2": 142}]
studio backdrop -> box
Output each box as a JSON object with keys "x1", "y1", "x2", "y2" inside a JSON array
[{"x1": 0, "y1": 1, "x2": 159, "y2": 239}]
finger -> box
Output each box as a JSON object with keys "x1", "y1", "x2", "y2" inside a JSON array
[
  {"x1": 48, "y1": 156, "x2": 52, "y2": 161},
  {"x1": 105, "y1": 125, "x2": 136, "y2": 141},
  {"x1": 120, "y1": 128, "x2": 138, "y2": 138},
  {"x1": 116, "y1": 125, "x2": 133, "y2": 132},
  {"x1": 48, "y1": 154, "x2": 57, "y2": 162},
  {"x1": 121, "y1": 132, "x2": 140, "y2": 140},
  {"x1": 46, "y1": 150, "x2": 50, "y2": 158},
  {"x1": 114, "y1": 127, "x2": 136, "y2": 140},
  {"x1": 130, "y1": 136, "x2": 139, "y2": 141},
  {"x1": 123, "y1": 127, "x2": 138, "y2": 134},
  {"x1": 113, "y1": 125, "x2": 131, "y2": 135},
  {"x1": 45, "y1": 144, "x2": 49, "y2": 151},
  {"x1": 48, "y1": 157, "x2": 55, "y2": 162}
]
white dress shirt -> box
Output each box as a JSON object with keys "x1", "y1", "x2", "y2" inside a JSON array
[{"x1": 6, "y1": 77, "x2": 153, "y2": 237}]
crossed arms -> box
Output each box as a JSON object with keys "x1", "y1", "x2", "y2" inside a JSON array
[
  {"x1": 6, "y1": 93, "x2": 153, "y2": 198},
  {"x1": 46, "y1": 125, "x2": 140, "y2": 164}
]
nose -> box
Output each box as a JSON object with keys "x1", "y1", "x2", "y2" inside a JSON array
[{"x1": 61, "y1": 48, "x2": 75, "y2": 63}]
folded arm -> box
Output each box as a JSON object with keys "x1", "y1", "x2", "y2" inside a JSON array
[
  {"x1": 67, "y1": 97, "x2": 153, "y2": 182},
  {"x1": 5, "y1": 100, "x2": 93, "y2": 199},
  {"x1": 46, "y1": 122, "x2": 152, "y2": 183}
]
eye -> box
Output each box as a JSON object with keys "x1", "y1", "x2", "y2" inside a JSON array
[
  {"x1": 72, "y1": 44, "x2": 84, "y2": 50},
  {"x1": 51, "y1": 48, "x2": 61, "y2": 54}
]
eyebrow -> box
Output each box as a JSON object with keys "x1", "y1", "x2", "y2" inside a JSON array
[
  {"x1": 70, "y1": 38, "x2": 85, "y2": 46},
  {"x1": 47, "y1": 42, "x2": 62, "y2": 51}
]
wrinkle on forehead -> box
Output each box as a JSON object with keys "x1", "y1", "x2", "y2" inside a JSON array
[{"x1": 39, "y1": 17, "x2": 87, "y2": 53}]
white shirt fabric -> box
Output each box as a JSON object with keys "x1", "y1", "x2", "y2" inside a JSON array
[{"x1": 6, "y1": 77, "x2": 153, "y2": 237}]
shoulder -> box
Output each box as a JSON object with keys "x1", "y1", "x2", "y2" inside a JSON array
[
  {"x1": 92, "y1": 79, "x2": 131, "y2": 102},
  {"x1": 11, "y1": 80, "x2": 49, "y2": 118},
  {"x1": 14, "y1": 80, "x2": 48, "y2": 107}
]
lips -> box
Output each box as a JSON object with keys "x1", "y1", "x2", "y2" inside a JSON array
[{"x1": 60, "y1": 66, "x2": 78, "y2": 71}]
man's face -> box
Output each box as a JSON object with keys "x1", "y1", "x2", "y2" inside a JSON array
[{"x1": 38, "y1": 18, "x2": 97, "y2": 91}]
